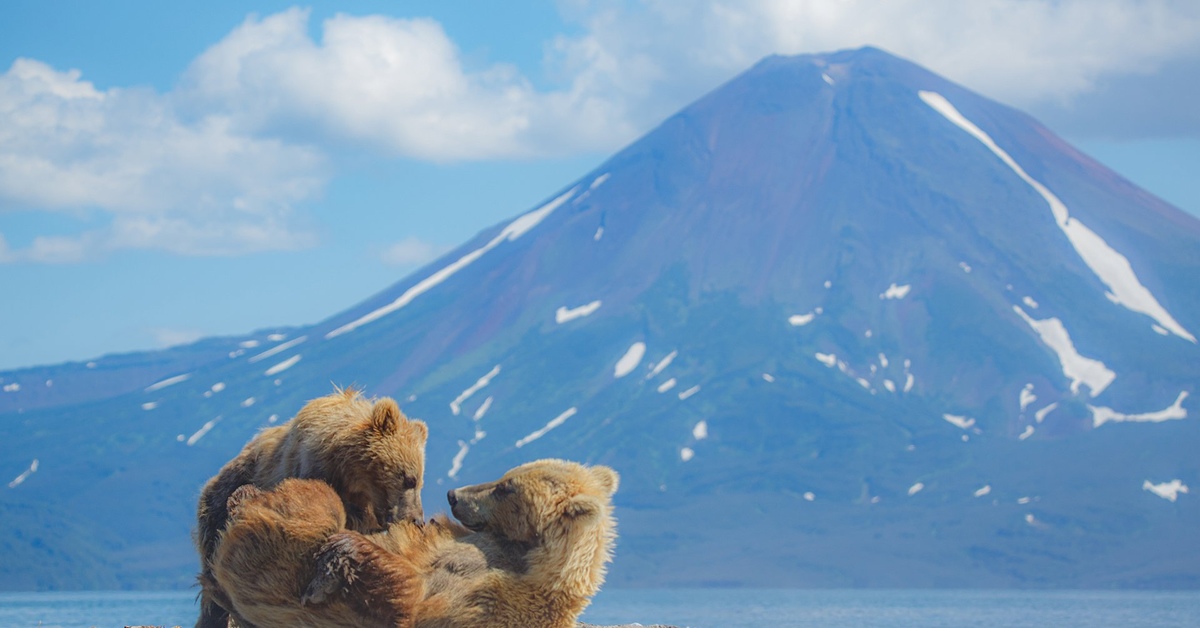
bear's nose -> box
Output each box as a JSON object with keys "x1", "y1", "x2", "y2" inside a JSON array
[{"x1": 447, "y1": 489, "x2": 457, "y2": 507}]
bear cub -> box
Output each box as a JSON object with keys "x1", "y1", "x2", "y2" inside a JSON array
[
  {"x1": 216, "y1": 458, "x2": 618, "y2": 628},
  {"x1": 195, "y1": 387, "x2": 427, "y2": 628}
]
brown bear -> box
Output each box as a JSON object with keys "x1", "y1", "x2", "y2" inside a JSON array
[
  {"x1": 213, "y1": 478, "x2": 424, "y2": 628},
  {"x1": 195, "y1": 387, "x2": 427, "y2": 628},
  {"x1": 213, "y1": 458, "x2": 619, "y2": 628}
]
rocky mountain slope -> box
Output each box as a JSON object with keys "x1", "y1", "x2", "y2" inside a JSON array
[{"x1": 2, "y1": 47, "x2": 1197, "y2": 590}]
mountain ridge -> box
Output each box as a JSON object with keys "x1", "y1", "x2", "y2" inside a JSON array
[{"x1": 1, "y1": 46, "x2": 1197, "y2": 590}]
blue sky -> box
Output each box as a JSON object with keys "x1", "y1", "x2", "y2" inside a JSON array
[{"x1": 1, "y1": 0, "x2": 1198, "y2": 370}]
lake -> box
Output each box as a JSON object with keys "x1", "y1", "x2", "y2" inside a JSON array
[{"x1": 1, "y1": 588, "x2": 1198, "y2": 627}]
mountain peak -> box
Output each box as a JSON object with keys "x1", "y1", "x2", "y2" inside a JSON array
[
  {"x1": 745, "y1": 45, "x2": 941, "y2": 86},
  {"x1": 2, "y1": 48, "x2": 1198, "y2": 591}
]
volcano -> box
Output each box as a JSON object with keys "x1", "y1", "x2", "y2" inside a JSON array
[{"x1": 2, "y1": 47, "x2": 1198, "y2": 590}]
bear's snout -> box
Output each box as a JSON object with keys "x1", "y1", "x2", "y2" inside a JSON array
[{"x1": 447, "y1": 489, "x2": 458, "y2": 507}]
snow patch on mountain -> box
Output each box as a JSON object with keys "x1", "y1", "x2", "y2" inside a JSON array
[
  {"x1": 680, "y1": 447, "x2": 695, "y2": 462},
  {"x1": 908, "y1": 482, "x2": 925, "y2": 496},
  {"x1": 1035, "y1": 402, "x2": 1059, "y2": 423},
  {"x1": 974, "y1": 485, "x2": 992, "y2": 498},
  {"x1": 678, "y1": 385, "x2": 701, "y2": 400},
  {"x1": 327, "y1": 188, "x2": 577, "y2": 338},
  {"x1": 146, "y1": 373, "x2": 190, "y2": 392},
  {"x1": 789, "y1": 308, "x2": 822, "y2": 326},
  {"x1": 515, "y1": 407, "x2": 577, "y2": 448},
  {"x1": 451, "y1": 365, "x2": 501, "y2": 416},
  {"x1": 7, "y1": 459, "x2": 38, "y2": 488},
  {"x1": 1014, "y1": 306, "x2": 1115, "y2": 396},
  {"x1": 920, "y1": 90, "x2": 1195, "y2": 343},
  {"x1": 187, "y1": 417, "x2": 221, "y2": 446},
  {"x1": 265, "y1": 355, "x2": 301, "y2": 376},
  {"x1": 1019, "y1": 425, "x2": 1035, "y2": 440},
  {"x1": 657, "y1": 378, "x2": 677, "y2": 393},
  {"x1": 614, "y1": 342, "x2": 646, "y2": 378},
  {"x1": 815, "y1": 353, "x2": 837, "y2": 368},
  {"x1": 943, "y1": 414, "x2": 976, "y2": 430},
  {"x1": 473, "y1": 396, "x2": 493, "y2": 421},
  {"x1": 249, "y1": 336, "x2": 307, "y2": 363},
  {"x1": 1020, "y1": 384, "x2": 1037, "y2": 411},
  {"x1": 1091, "y1": 392, "x2": 1188, "y2": 428},
  {"x1": 556, "y1": 301, "x2": 602, "y2": 324},
  {"x1": 448, "y1": 441, "x2": 469, "y2": 479},
  {"x1": 789, "y1": 313, "x2": 815, "y2": 326},
  {"x1": 693, "y1": 420, "x2": 708, "y2": 440},
  {"x1": 1143, "y1": 479, "x2": 1188, "y2": 502},
  {"x1": 646, "y1": 350, "x2": 677, "y2": 380},
  {"x1": 881, "y1": 284, "x2": 911, "y2": 300}
]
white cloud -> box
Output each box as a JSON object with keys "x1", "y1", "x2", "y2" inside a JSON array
[
  {"x1": 175, "y1": 3, "x2": 1200, "y2": 163},
  {"x1": 178, "y1": 8, "x2": 632, "y2": 161},
  {"x1": 549, "y1": 0, "x2": 1200, "y2": 132},
  {"x1": 4, "y1": 2, "x2": 1199, "y2": 264},
  {"x1": 380, "y1": 237, "x2": 444, "y2": 266},
  {"x1": 148, "y1": 327, "x2": 205, "y2": 349},
  {"x1": 0, "y1": 58, "x2": 326, "y2": 261}
]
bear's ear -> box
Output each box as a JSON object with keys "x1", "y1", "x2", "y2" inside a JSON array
[
  {"x1": 410, "y1": 419, "x2": 428, "y2": 443},
  {"x1": 371, "y1": 398, "x2": 402, "y2": 435},
  {"x1": 562, "y1": 494, "x2": 604, "y2": 524},
  {"x1": 589, "y1": 466, "x2": 619, "y2": 496}
]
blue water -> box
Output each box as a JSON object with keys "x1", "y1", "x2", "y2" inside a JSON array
[{"x1": 1, "y1": 589, "x2": 1198, "y2": 627}]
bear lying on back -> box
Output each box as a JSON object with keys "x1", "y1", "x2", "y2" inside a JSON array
[
  {"x1": 214, "y1": 479, "x2": 424, "y2": 628},
  {"x1": 215, "y1": 458, "x2": 619, "y2": 628},
  {"x1": 195, "y1": 387, "x2": 427, "y2": 628}
]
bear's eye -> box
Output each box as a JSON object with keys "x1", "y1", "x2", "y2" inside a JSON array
[
  {"x1": 493, "y1": 482, "x2": 515, "y2": 497},
  {"x1": 403, "y1": 476, "x2": 418, "y2": 490}
]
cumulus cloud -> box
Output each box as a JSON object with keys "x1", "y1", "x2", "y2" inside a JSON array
[
  {"x1": 177, "y1": 2, "x2": 1200, "y2": 162},
  {"x1": 148, "y1": 327, "x2": 206, "y2": 349},
  {"x1": 4, "y1": 2, "x2": 1199, "y2": 263},
  {"x1": 1030, "y1": 53, "x2": 1200, "y2": 139},
  {"x1": 380, "y1": 236, "x2": 445, "y2": 266},
  {"x1": 0, "y1": 58, "x2": 326, "y2": 261},
  {"x1": 178, "y1": 8, "x2": 633, "y2": 160},
  {"x1": 550, "y1": 0, "x2": 1200, "y2": 135}
]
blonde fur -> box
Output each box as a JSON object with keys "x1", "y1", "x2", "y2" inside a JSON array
[{"x1": 214, "y1": 459, "x2": 619, "y2": 628}]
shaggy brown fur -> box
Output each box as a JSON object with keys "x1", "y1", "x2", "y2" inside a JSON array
[
  {"x1": 213, "y1": 478, "x2": 423, "y2": 628},
  {"x1": 220, "y1": 458, "x2": 619, "y2": 624},
  {"x1": 195, "y1": 387, "x2": 427, "y2": 628}
]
